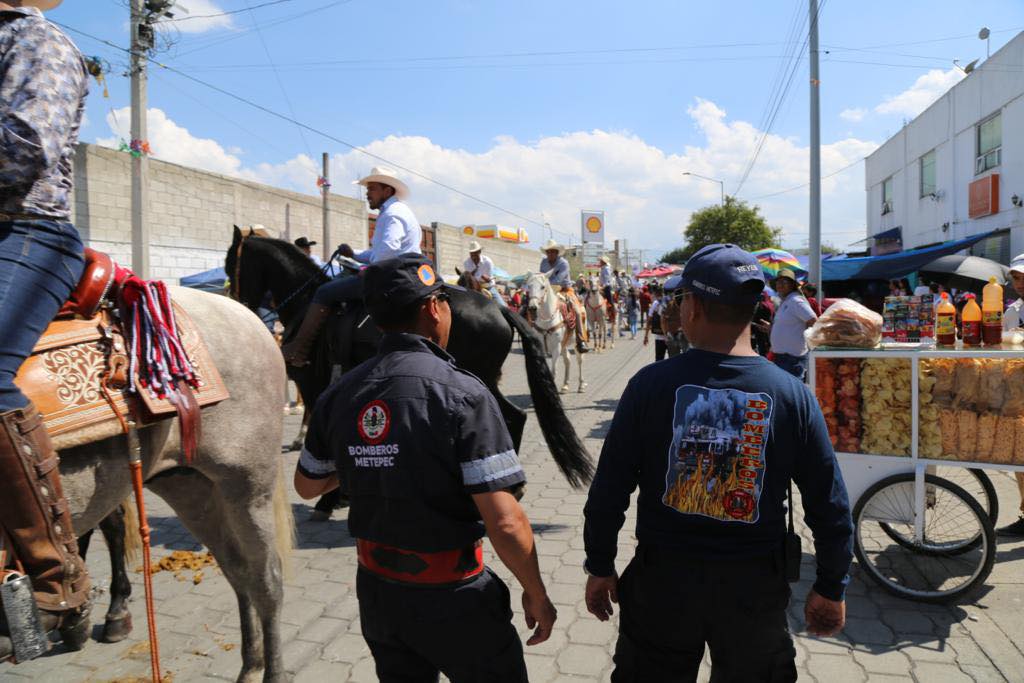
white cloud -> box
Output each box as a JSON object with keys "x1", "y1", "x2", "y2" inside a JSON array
[
  {"x1": 96, "y1": 100, "x2": 879, "y2": 254},
  {"x1": 840, "y1": 108, "x2": 867, "y2": 123},
  {"x1": 875, "y1": 68, "x2": 964, "y2": 118},
  {"x1": 156, "y1": 0, "x2": 233, "y2": 34}
]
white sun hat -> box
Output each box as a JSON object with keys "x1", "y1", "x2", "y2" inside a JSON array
[
  {"x1": 354, "y1": 166, "x2": 410, "y2": 200},
  {"x1": 539, "y1": 238, "x2": 564, "y2": 253},
  {"x1": 468, "y1": 240, "x2": 483, "y2": 252}
]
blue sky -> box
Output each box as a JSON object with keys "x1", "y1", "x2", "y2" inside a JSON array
[{"x1": 51, "y1": 0, "x2": 1024, "y2": 259}]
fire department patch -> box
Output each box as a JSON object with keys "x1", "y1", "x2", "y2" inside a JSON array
[
  {"x1": 357, "y1": 400, "x2": 391, "y2": 444},
  {"x1": 662, "y1": 385, "x2": 773, "y2": 524}
]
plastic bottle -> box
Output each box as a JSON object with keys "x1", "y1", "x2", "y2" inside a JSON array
[
  {"x1": 962, "y1": 294, "x2": 982, "y2": 346},
  {"x1": 936, "y1": 292, "x2": 957, "y2": 346},
  {"x1": 982, "y1": 276, "x2": 1004, "y2": 346}
]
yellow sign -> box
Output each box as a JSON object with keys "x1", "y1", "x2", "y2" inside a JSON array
[
  {"x1": 463, "y1": 226, "x2": 474, "y2": 235},
  {"x1": 586, "y1": 216, "x2": 602, "y2": 233}
]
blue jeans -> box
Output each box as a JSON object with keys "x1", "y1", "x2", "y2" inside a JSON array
[
  {"x1": 773, "y1": 353, "x2": 809, "y2": 381},
  {"x1": 0, "y1": 220, "x2": 85, "y2": 411},
  {"x1": 312, "y1": 272, "x2": 362, "y2": 305}
]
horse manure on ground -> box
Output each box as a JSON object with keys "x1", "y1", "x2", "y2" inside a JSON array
[{"x1": 136, "y1": 550, "x2": 217, "y2": 583}]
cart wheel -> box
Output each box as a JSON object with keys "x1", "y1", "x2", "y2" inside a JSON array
[
  {"x1": 879, "y1": 467, "x2": 998, "y2": 555},
  {"x1": 854, "y1": 473, "x2": 995, "y2": 603}
]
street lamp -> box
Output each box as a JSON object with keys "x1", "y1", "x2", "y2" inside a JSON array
[{"x1": 682, "y1": 172, "x2": 725, "y2": 206}]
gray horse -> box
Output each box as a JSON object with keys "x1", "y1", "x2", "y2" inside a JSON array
[{"x1": 57, "y1": 287, "x2": 292, "y2": 682}]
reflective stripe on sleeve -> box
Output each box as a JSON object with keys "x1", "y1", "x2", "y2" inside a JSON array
[
  {"x1": 299, "y1": 447, "x2": 336, "y2": 476},
  {"x1": 460, "y1": 449, "x2": 522, "y2": 486}
]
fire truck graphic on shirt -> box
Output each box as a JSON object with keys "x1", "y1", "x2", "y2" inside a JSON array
[{"x1": 662, "y1": 385, "x2": 773, "y2": 523}]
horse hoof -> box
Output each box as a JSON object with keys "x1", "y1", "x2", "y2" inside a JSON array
[
  {"x1": 58, "y1": 610, "x2": 92, "y2": 652},
  {"x1": 578, "y1": 384, "x2": 587, "y2": 393},
  {"x1": 308, "y1": 510, "x2": 331, "y2": 522},
  {"x1": 101, "y1": 613, "x2": 133, "y2": 643},
  {"x1": 559, "y1": 386, "x2": 569, "y2": 394}
]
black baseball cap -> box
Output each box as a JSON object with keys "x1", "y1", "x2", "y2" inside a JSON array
[
  {"x1": 294, "y1": 236, "x2": 316, "y2": 248},
  {"x1": 680, "y1": 243, "x2": 766, "y2": 304},
  {"x1": 363, "y1": 254, "x2": 462, "y2": 318}
]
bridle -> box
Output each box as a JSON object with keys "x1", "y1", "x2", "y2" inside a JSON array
[
  {"x1": 527, "y1": 276, "x2": 564, "y2": 344},
  {"x1": 230, "y1": 233, "x2": 342, "y2": 318}
]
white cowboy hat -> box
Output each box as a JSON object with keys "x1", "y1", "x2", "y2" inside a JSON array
[
  {"x1": 598, "y1": 256, "x2": 609, "y2": 264},
  {"x1": 539, "y1": 238, "x2": 564, "y2": 253},
  {"x1": 20, "y1": 0, "x2": 63, "y2": 9},
  {"x1": 468, "y1": 240, "x2": 482, "y2": 253},
  {"x1": 354, "y1": 166, "x2": 410, "y2": 200}
]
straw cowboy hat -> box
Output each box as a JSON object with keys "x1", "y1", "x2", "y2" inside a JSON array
[
  {"x1": 539, "y1": 238, "x2": 564, "y2": 254},
  {"x1": 19, "y1": 1, "x2": 63, "y2": 9},
  {"x1": 775, "y1": 268, "x2": 799, "y2": 284},
  {"x1": 598, "y1": 256, "x2": 609, "y2": 265},
  {"x1": 354, "y1": 166, "x2": 410, "y2": 201},
  {"x1": 468, "y1": 240, "x2": 483, "y2": 253}
]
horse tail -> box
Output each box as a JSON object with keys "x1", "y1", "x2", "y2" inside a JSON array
[
  {"x1": 272, "y1": 456, "x2": 296, "y2": 579},
  {"x1": 121, "y1": 498, "x2": 141, "y2": 566},
  {"x1": 500, "y1": 306, "x2": 594, "y2": 488}
]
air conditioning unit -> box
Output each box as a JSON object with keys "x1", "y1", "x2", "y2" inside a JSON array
[{"x1": 881, "y1": 201, "x2": 893, "y2": 215}]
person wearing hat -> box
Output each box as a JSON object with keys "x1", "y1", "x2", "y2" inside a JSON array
[
  {"x1": 539, "y1": 239, "x2": 589, "y2": 352},
  {"x1": 283, "y1": 166, "x2": 422, "y2": 366},
  {"x1": 294, "y1": 235, "x2": 338, "y2": 276},
  {"x1": 598, "y1": 256, "x2": 614, "y2": 302},
  {"x1": 295, "y1": 254, "x2": 556, "y2": 681},
  {"x1": 582, "y1": 244, "x2": 852, "y2": 681},
  {"x1": 0, "y1": 0, "x2": 94, "y2": 658},
  {"x1": 760, "y1": 268, "x2": 817, "y2": 380},
  {"x1": 998, "y1": 254, "x2": 1024, "y2": 537},
  {"x1": 463, "y1": 240, "x2": 505, "y2": 307}
]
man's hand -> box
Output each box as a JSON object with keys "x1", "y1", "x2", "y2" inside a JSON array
[
  {"x1": 522, "y1": 590, "x2": 557, "y2": 645},
  {"x1": 585, "y1": 574, "x2": 618, "y2": 621},
  {"x1": 337, "y1": 243, "x2": 355, "y2": 258},
  {"x1": 804, "y1": 589, "x2": 845, "y2": 636}
]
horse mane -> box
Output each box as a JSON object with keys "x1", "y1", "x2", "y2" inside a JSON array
[{"x1": 245, "y1": 236, "x2": 323, "y2": 281}]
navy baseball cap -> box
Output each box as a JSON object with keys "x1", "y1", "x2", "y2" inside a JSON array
[
  {"x1": 363, "y1": 254, "x2": 461, "y2": 317},
  {"x1": 680, "y1": 243, "x2": 766, "y2": 304}
]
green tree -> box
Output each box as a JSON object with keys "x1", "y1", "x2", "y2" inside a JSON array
[
  {"x1": 660, "y1": 247, "x2": 688, "y2": 264},
  {"x1": 821, "y1": 242, "x2": 842, "y2": 255},
  {"x1": 680, "y1": 197, "x2": 783, "y2": 258}
]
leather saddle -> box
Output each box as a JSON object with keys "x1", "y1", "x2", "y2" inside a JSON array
[{"x1": 14, "y1": 249, "x2": 229, "y2": 453}]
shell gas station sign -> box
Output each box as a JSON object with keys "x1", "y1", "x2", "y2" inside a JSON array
[{"x1": 581, "y1": 210, "x2": 605, "y2": 244}]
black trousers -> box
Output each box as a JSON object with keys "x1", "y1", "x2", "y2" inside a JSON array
[
  {"x1": 357, "y1": 566, "x2": 527, "y2": 683},
  {"x1": 612, "y1": 547, "x2": 797, "y2": 683}
]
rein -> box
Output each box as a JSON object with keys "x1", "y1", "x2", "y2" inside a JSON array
[{"x1": 232, "y1": 237, "x2": 340, "y2": 317}]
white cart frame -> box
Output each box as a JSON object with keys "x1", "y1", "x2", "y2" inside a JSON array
[{"x1": 809, "y1": 347, "x2": 1024, "y2": 545}]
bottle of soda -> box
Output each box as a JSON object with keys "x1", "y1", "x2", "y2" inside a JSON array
[
  {"x1": 962, "y1": 294, "x2": 982, "y2": 346},
  {"x1": 936, "y1": 292, "x2": 957, "y2": 346},
  {"x1": 982, "y1": 276, "x2": 1004, "y2": 346}
]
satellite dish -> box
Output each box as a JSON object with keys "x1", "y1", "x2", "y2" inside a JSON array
[
  {"x1": 979, "y1": 27, "x2": 990, "y2": 40},
  {"x1": 964, "y1": 59, "x2": 979, "y2": 74}
]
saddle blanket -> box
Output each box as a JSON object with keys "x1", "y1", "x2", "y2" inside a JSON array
[{"x1": 14, "y1": 302, "x2": 228, "y2": 451}]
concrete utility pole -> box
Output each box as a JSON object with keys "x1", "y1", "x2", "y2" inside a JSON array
[
  {"x1": 808, "y1": 0, "x2": 822, "y2": 301},
  {"x1": 321, "y1": 153, "x2": 330, "y2": 260},
  {"x1": 130, "y1": 0, "x2": 150, "y2": 278}
]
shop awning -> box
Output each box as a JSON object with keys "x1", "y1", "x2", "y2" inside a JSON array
[{"x1": 821, "y1": 232, "x2": 993, "y2": 281}]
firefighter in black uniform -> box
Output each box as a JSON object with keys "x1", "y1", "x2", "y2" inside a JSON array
[{"x1": 294, "y1": 253, "x2": 557, "y2": 682}]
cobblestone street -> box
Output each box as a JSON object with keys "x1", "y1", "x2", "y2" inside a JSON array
[{"x1": 4, "y1": 335, "x2": 1024, "y2": 682}]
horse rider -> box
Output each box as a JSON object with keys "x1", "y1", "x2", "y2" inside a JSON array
[
  {"x1": 0, "y1": 0, "x2": 94, "y2": 656},
  {"x1": 598, "y1": 256, "x2": 614, "y2": 302},
  {"x1": 463, "y1": 240, "x2": 506, "y2": 307},
  {"x1": 294, "y1": 235, "x2": 338, "y2": 276},
  {"x1": 294, "y1": 254, "x2": 557, "y2": 680},
  {"x1": 539, "y1": 239, "x2": 589, "y2": 353},
  {"x1": 282, "y1": 166, "x2": 422, "y2": 366}
]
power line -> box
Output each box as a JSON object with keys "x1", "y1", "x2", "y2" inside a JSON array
[
  {"x1": 748, "y1": 156, "x2": 864, "y2": 200},
  {"x1": 157, "y1": 0, "x2": 298, "y2": 22},
  {"x1": 54, "y1": 21, "x2": 570, "y2": 237}
]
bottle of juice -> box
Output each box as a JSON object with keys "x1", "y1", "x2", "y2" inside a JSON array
[
  {"x1": 962, "y1": 294, "x2": 982, "y2": 346},
  {"x1": 982, "y1": 276, "x2": 1004, "y2": 345},
  {"x1": 936, "y1": 292, "x2": 957, "y2": 346}
]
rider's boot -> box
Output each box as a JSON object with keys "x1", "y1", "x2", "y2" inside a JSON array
[
  {"x1": 0, "y1": 403, "x2": 92, "y2": 661},
  {"x1": 282, "y1": 303, "x2": 331, "y2": 367}
]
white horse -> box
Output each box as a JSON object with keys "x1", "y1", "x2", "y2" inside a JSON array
[
  {"x1": 524, "y1": 273, "x2": 585, "y2": 394},
  {"x1": 583, "y1": 281, "x2": 608, "y2": 353}
]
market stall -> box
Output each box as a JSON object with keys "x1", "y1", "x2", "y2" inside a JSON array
[{"x1": 810, "y1": 345, "x2": 1024, "y2": 603}]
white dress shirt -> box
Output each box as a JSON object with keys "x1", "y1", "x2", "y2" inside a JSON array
[
  {"x1": 770, "y1": 292, "x2": 817, "y2": 356},
  {"x1": 463, "y1": 254, "x2": 494, "y2": 282},
  {"x1": 1004, "y1": 298, "x2": 1023, "y2": 330},
  {"x1": 355, "y1": 196, "x2": 422, "y2": 264},
  {"x1": 599, "y1": 265, "x2": 612, "y2": 287}
]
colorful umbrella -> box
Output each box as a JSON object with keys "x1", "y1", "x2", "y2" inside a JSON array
[{"x1": 750, "y1": 248, "x2": 807, "y2": 280}]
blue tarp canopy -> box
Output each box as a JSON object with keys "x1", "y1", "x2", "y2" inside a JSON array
[
  {"x1": 180, "y1": 267, "x2": 226, "y2": 293},
  {"x1": 821, "y1": 232, "x2": 992, "y2": 282}
]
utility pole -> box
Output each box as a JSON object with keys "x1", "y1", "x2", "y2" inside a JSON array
[
  {"x1": 130, "y1": 0, "x2": 150, "y2": 278},
  {"x1": 808, "y1": 0, "x2": 822, "y2": 301},
  {"x1": 321, "y1": 152, "x2": 330, "y2": 261}
]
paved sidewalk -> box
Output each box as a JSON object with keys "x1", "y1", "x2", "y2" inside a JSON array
[{"x1": 3, "y1": 335, "x2": 1024, "y2": 681}]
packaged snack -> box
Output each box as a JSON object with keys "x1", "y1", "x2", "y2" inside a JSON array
[
  {"x1": 806, "y1": 299, "x2": 883, "y2": 349},
  {"x1": 939, "y1": 409, "x2": 958, "y2": 457},
  {"x1": 957, "y1": 411, "x2": 978, "y2": 459},
  {"x1": 991, "y1": 416, "x2": 1017, "y2": 464},
  {"x1": 976, "y1": 413, "x2": 998, "y2": 462}
]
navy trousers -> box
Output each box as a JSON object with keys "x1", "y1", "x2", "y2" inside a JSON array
[{"x1": 0, "y1": 220, "x2": 84, "y2": 411}]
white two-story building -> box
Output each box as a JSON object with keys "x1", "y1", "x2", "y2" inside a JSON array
[{"x1": 865, "y1": 31, "x2": 1024, "y2": 263}]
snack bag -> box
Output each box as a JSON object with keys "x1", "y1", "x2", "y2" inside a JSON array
[{"x1": 806, "y1": 298, "x2": 883, "y2": 349}]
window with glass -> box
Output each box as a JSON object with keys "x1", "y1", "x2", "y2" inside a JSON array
[
  {"x1": 920, "y1": 150, "x2": 936, "y2": 197},
  {"x1": 976, "y1": 113, "x2": 1001, "y2": 174},
  {"x1": 882, "y1": 176, "x2": 893, "y2": 214}
]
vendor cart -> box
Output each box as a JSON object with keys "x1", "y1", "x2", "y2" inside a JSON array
[{"x1": 809, "y1": 346, "x2": 1024, "y2": 603}]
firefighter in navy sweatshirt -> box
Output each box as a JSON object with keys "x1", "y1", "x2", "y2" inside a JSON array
[{"x1": 582, "y1": 243, "x2": 853, "y2": 683}]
